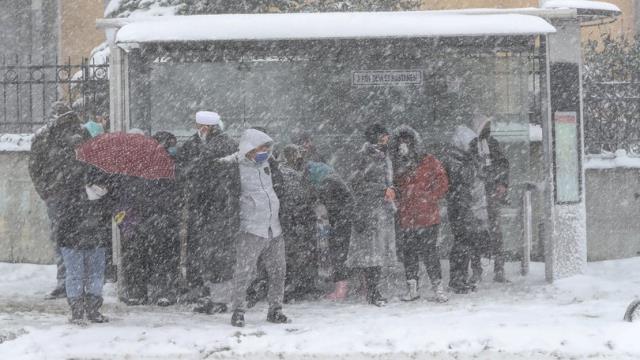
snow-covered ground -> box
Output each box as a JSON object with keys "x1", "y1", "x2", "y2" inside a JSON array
[{"x1": 1, "y1": 259, "x2": 640, "y2": 359}]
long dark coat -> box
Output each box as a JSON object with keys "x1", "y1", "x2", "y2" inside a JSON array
[
  {"x1": 175, "y1": 132, "x2": 238, "y2": 284},
  {"x1": 28, "y1": 113, "x2": 91, "y2": 248}
]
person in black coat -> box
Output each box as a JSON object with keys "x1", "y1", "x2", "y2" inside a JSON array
[
  {"x1": 28, "y1": 105, "x2": 90, "y2": 300},
  {"x1": 62, "y1": 166, "x2": 115, "y2": 323},
  {"x1": 175, "y1": 111, "x2": 238, "y2": 294},
  {"x1": 468, "y1": 116, "x2": 510, "y2": 283},
  {"x1": 279, "y1": 145, "x2": 318, "y2": 301},
  {"x1": 442, "y1": 125, "x2": 491, "y2": 294},
  {"x1": 116, "y1": 132, "x2": 182, "y2": 306},
  {"x1": 307, "y1": 161, "x2": 353, "y2": 301}
]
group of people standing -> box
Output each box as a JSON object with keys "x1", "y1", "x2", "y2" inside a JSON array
[{"x1": 29, "y1": 102, "x2": 509, "y2": 327}]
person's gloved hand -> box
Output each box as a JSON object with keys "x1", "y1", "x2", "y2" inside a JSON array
[{"x1": 114, "y1": 211, "x2": 126, "y2": 225}]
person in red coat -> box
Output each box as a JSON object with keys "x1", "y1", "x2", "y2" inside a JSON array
[{"x1": 391, "y1": 126, "x2": 449, "y2": 302}]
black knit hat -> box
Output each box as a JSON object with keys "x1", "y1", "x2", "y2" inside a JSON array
[{"x1": 364, "y1": 123, "x2": 389, "y2": 144}]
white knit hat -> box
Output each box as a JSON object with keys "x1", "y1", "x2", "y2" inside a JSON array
[{"x1": 196, "y1": 111, "x2": 222, "y2": 126}]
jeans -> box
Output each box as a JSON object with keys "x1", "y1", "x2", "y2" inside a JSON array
[
  {"x1": 61, "y1": 247, "x2": 106, "y2": 299},
  {"x1": 46, "y1": 197, "x2": 66, "y2": 287}
]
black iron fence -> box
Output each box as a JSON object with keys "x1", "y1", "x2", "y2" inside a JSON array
[
  {"x1": 583, "y1": 80, "x2": 640, "y2": 154},
  {"x1": 0, "y1": 56, "x2": 109, "y2": 133}
]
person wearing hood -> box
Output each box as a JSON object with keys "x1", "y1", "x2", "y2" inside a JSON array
[
  {"x1": 346, "y1": 123, "x2": 397, "y2": 307},
  {"x1": 468, "y1": 115, "x2": 510, "y2": 283},
  {"x1": 307, "y1": 161, "x2": 354, "y2": 301},
  {"x1": 444, "y1": 125, "x2": 491, "y2": 293},
  {"x1": 28, "y1": 104, "x2": 90, "y2": 300},
  {"x1": 175, "y1": 111, "x2": 238, "y2": 294},
  {"x1": 243, "y1": 144, "x2": 318, "y2": 306},
  {"x1": 390, "y1": 126, "x2": 449, "y2": 303},
  {"x1": 215, "y1": 128, "x2": 289, "y2": 327}
]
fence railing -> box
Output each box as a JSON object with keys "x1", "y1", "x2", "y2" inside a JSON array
[{"x1": 0, "y1": 56, "x2": 109, "y2": 133}]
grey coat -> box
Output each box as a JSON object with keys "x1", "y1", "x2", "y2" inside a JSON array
[{"x1": 346, "y1": 143, "x2": 397, "y2": 268}]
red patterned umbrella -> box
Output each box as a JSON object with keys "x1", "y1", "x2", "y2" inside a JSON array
[{"x1": 76, "y1": 132, "x2": 175, "y2": 180}]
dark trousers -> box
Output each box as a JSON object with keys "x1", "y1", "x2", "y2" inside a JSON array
[
  {"x1": 362, "y1": 266, "x2": 382, "y2": 297},
  {"x1": 285, "y1": 227, "x2": 318, "y2": 299},
  {"x1": 487, "y1": 198, "x2": 505, "y2": 273},
  {"x1": 449, "y1": 229, "x2": 490, "y2": 287},
  {"x1": 328, "y1": 223, "x2": 351, "y2": 282},
  {"x1": 122, "y1": 223, "x2": 179, "y2": 301},
  {"x1": 46, "y1": 197, "x2": 67, "y2": 288},
  {"x1": 401, "y1": 225, "x2": 442, "y2": 284}
]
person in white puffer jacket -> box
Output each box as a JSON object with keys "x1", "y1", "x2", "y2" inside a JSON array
[{"x1": 222, "y1": 128, "x2": 289, "y2": 327}]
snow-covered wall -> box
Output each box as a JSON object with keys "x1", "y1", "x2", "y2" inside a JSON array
[
  {"x1": 0, "y1": 134, "x2": 33, "y2": 152},
  {"x1": 0, "y1": 152, "x2": 52, "y2": 264}
]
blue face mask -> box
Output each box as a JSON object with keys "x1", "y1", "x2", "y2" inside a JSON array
[
  {"x1": 255, "y1": 151, "x2": 269, "y2": 164},
  {"x1": 167, "y1": 146, "x2": 177, "y2": 157}
]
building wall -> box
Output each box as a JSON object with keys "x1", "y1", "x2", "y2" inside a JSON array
[
  {"x1": 0, "y1": 152, "x2": 52, "y2": 264},
  {"x1": 586, "y1": 168, "x2": 640, "y2": 261},
  {"x1": 581, "y1": 0, "x2": 634, "y2": 42},
  {"x1": 0, "y1": 0, "x2": 58, "y2": 61},
  {"x1": 59, "y1": 0, "x2": 106, "y2": 62}
]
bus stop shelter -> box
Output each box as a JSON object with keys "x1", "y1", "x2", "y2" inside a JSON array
[{"x1": 98, "y1": 4, "x2": 620, "y2": 294}]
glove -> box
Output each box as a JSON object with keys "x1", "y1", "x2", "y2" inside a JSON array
[{"x1": 114, "y1": 211, "x2": 126, "y2": 225}]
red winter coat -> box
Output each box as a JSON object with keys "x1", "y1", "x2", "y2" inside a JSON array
[{"x1": 396, "y1": 155, "x2": 449, "y2": 229}]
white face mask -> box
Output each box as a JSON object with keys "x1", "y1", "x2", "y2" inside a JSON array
[{"x1": 398, "y1": 143, "x2": 410, "y2": 156}]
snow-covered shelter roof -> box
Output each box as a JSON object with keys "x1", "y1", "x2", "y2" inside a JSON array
[
  {"x1": 541, "y1": 0, "x2": 620, "y2": 13},
  {"x1": 114, "y1": 11, "x2": 556, "y2": 45}
]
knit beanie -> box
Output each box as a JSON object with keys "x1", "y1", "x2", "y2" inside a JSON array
[{"x1": 307, "y1": 161, "x2": 333, "y2": 186}]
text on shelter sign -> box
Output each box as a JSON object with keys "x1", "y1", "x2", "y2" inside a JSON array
[{"x1": 352, "y1": 70, "x2": 422, "y2": 86}]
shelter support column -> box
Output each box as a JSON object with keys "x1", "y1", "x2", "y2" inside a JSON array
[
  {"x1": 106, "y1": 33, "x2": 130, "y2": 299},
  {"x1": 542, "y1": 19, "x2": 588, "y2": 282}
]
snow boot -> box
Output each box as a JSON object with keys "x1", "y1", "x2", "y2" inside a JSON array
[
  {"x1": 67, "y1": 297, "x2": 85, "y2": 325},
  {"x1": 45, "y1": 285, "x2": 66, "y2": 300},
  {"x1": 448, "y1": 281, "x2": 471, "y2": 294},
  {"x1": 85, "y1": 295, "x2": 109, "y2": 323},
  {"x1": 431, "y1": 280, "x2": 449, "y2": 303},
  {"x1": 193, "y1": 298, "x2": 228, "y2": 314},
  {"x1": 325, "y1": 281, "x2": 349, "y2": 301},
  {"x1": 267, "y1": 306, "x2": 290, "y2": 324},
  {"x1": 401, "y1": 279, "x2": 420, "y2": 302},
  {"x1": 367, "y1": 289, "x2": 387, "y2": 307},
  {"x1": 231, "y1": 309, "x2": 245, "y2": 327}
]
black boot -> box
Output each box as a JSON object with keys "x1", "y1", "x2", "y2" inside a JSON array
[
  {"x1": 267, "y1": 306, "x2": 290, "y2": 324},
  {"x1": 45, "y1": 285, "x2": 67, "y2": 300},
  {"x1": 193, "y1": 298, "x2": 228, "y2": 314},
  {"x1": 231, "y1": 309, "x2": 245, "y2": 327},
  {"x1": 85, "y1": 295, "x2": 109, "y2": 323},
  {"x1": 448, "y1": 281, "x2": 472, "y2": 294},
  {"x1": 67, "y1": 297, "x2": 85, "y2": 324},
  {"x1": 367, "y1": 288, "x2": 387, "y2": 307}
]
